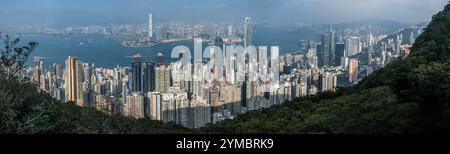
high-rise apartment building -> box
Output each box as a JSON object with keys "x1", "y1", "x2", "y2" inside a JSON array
[
  {"x1": 33, "y1": 57, "x2": 43, "y2": 88},
  {"x1": 345, "y1": 37, "x2": 361, "y2": 57},
  {"x1": 155, "y1": 64, "x2": 171, "y2": 93},
  {"x1": 125, "y1": 92, "x2": 145, "y2": 118},
  {"x1": 65, "y1": 56, "x2": 84, "y2": 106},
  {"x1": 54, "y1": 63, "x2": 62, "y2": 78},
  {"x1": 148, "y1": 92, "x2": 162, "y2": 120},
  {"x1": 349, "y1": 58, "x2": 359, "y2": 83}
]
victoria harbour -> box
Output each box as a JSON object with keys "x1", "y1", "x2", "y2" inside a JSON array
[{"x1": 20, "y1": 25, "x2": 300, "y2": 68}]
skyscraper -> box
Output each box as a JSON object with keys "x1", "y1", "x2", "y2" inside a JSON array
[
  {"x1": 54, "y1": 63, "x2": 62, "y2": 78},
  {"x1": 83, "y1": 63, "x2": 91, "y2": 85},
  {"x1": 345, "y1": 37, "x2": 361, "y2": 57},
  {"x1": 143, "y1": 62, "x2": 155, "y2": 92},
  {"x1": 191, "y1": 99, "x2": 211, "y2": 128},
  {"x1": 330, "y1": 26, "x2": 335, "y2": 66},
  {"x1": 148, "y1": 92, "x2": 162, "y2": 120},
  {"x1": 244, "y1": 17, "x2": 252, "y2": 48},
  {"x1": 228, "y1": 24, "x2": 233, "y2": 37},
  {"x1": 131, "y1": 54, "x2": 143, "y2": 92},
  {"x1": 121, "y1": 80, "x2": 129, "y2": 106},
  {"x1": 349, "y1": 58, "x2": 358, "y2": 83},
  {"x1": 148, "y1": 13, "x2": 153, "y2": 42},
  {"x1": 319, "y1": 26, "x2": 335, "y2": 67},
  {"x1": 335, "y1": 43, "x2": 345, "y2": 66},
  {"x1": 155, "y1": 64, "x2": 171, "y2": 93},
  {"x1": 395, "y1": 35, "x2": 402, "y2": 55},
  {"x1": 306, "y1": 47, "x2": 318, "y2": 68},
  {"x1": 65, "y1": 56, "x2": 84, "y2": 106},
  {"x1": 125, "y1": 92, "x2": 145, "y2": 118},
  {"x1": 320, "y1": 34, "x2": 330, "y2": 67},
  {"x1": 318, "y1": 71, "x2": 337, "y2": 92},
  {"x1": 82, "y1": 62, "x2": 93, "y2": 107},
  {"x1": 33, "y1": 57, "x2": 43, "y2": 88}
]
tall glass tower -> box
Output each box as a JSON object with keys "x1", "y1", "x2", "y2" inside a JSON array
[
  {"x1": 131, "y1": 54, "x2": 143, "y2": 92},
  {"x1": 148, "y1": 13, "x2": 153, "y2": 42},
  {"x1": 320, "y1": 25, "x2": 335, "y2": 67},
  {"x1": 244, "y1": 17, "x2": 252, "y2": 48},
  {"x1": 143, "y1": 62, "x2": 155, "y2": 92}
]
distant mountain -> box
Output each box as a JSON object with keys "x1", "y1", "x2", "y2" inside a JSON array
[
  {"x1": 289, "y1": 19, "x2": 410, "y2": 42},
  {"x1": 416, "y1": 21, "x2": 431, "y2": 28},
  {"x1": 333, "y1": 19, "x2": 409, "y2": 31},
  {"x1": 378, "y1": 24, "x2": 427, "y2": 45},
  {"x1": 245, "y1": 19, "x2": 411, "y2": 53},
  {"x1": 250, "y1": 19, "x2": 411, "y2": 53},
  {"x1": 201, "y1": 3, "x2": 450, "y2": 134}
]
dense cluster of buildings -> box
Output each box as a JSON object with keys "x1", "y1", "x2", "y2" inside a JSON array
[{"x1": 25, "y1": 17, "x2": 422, "y2": 128}]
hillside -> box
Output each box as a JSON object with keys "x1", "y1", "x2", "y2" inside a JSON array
[{"x1": 201, "y1": 3, "x2": 450, "y2": 134}]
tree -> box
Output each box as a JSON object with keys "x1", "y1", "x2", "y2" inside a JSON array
[{"x1": 0, "y1": 32, "x2": 38, "y2": 79}]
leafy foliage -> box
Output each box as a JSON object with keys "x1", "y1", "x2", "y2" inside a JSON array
[{"x1": 0, "y1": 33, "x2": 38, "y2": 79}]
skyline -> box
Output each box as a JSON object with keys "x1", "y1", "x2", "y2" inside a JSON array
[
  {"x1": 24, "y1": 15, "x2": 422, "y2": 128},
  {"x1": 0, "y1": 0, "x2": 447, "y2": 30},
  {"x1": 3, "y1": 2, "x2": 450, "y2": 152}
]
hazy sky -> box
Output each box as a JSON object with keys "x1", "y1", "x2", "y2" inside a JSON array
[{"x1": 0, "y1": 0, "x2": 448, "y2": 28}]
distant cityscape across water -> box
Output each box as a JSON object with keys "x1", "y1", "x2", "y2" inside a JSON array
[{"x1": 21, "y1": 27, "x2": 300, "y2": 68}]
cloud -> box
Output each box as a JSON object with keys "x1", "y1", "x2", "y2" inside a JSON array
[
  {"x1": 0, "y1": 0, "x2": 448, "y2": 27},
  {"x1": 280, "y1": 0, "x2": 448, "y2": 23}
]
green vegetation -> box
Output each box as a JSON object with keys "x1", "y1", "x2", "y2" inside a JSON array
[{"x1": 1, "y1": 3, "x2": 450, "y2": 134}]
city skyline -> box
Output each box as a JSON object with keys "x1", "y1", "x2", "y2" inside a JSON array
[{"x1": 24, "y1": 15, "x2": 422, "y2": 128}]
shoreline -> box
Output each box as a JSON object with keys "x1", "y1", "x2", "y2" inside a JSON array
[{"x1": 120, "y1": 39, "x2": 193, "y2": 48}]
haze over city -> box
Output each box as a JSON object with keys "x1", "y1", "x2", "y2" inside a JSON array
[{"x1": 0, "y1": 0, "x2": 447, "y2": 29}]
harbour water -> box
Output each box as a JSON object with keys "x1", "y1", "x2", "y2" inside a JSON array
[{"x1": 20, "y1": 26, "x2": 300, "y2": 68}]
